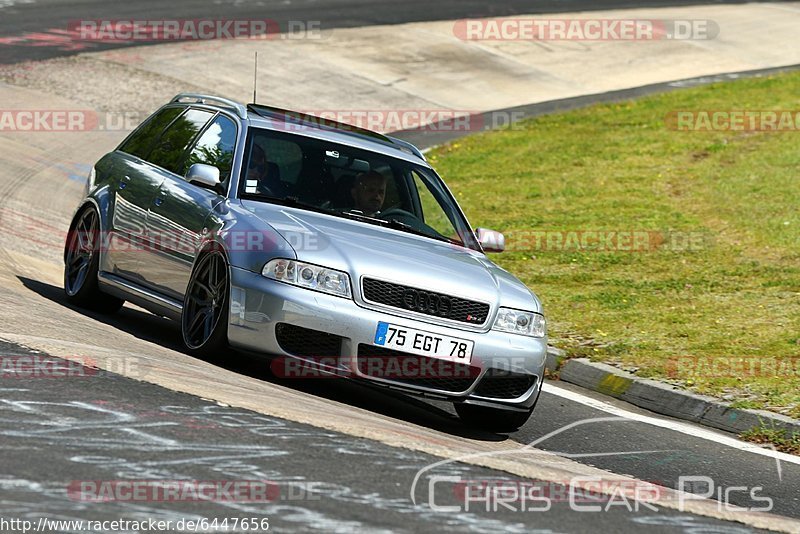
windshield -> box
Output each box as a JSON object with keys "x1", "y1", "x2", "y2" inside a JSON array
[{"x1": 238, "y1": 128, "x2": 480, "y2": 250}]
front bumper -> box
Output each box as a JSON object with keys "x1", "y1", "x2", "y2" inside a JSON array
[{"x1": 227, "y1": 267, "x2": 546, "y2": 410}]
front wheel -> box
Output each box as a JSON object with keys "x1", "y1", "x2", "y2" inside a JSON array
[
  {"x1": 454, "y1": 403, "x2": 535, "y2": 433},
  {"x1": 63, "y1": 207, "x2": 124, "y2": 314},
  {"x1": 181, "y1": 250, "x2": 230, "y2": 359}
]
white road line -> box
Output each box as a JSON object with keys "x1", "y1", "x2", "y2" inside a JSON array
[{"x1": 543, "y1": 382, "x2": 800, "y2": 468}]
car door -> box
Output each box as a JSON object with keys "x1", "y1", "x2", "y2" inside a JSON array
[
  {"x1": 142, "y1": 112, "x2": 237, "y2": 300},
  {"x1": 106, "y1": 106, "x2": 182, "y2": 280}
]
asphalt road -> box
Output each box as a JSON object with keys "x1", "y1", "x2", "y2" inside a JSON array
[
  {"x1": 0, "y1": 340, "x2": 774, "y2": 533},
  {"x1": 0, "y1": 0, "x2": 779, "y2": 64}
]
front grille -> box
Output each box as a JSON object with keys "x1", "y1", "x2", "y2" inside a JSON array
[
  {"x1": 357, "y1": 344, "x2": 479, "y2": 393},
  {"x1": 473, "y1": 369, "x2": 538, "y2": 399},
  {"x1": 362, "y1": 278, "x2": 490, "y2": 325},
  {"x1": 275, "y1": 323, "x2": 343, "y2": 358}
]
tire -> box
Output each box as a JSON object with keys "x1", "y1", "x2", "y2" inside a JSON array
[
  {"x1": 63, "y1": 207, "x2": 124, "y2": 314},
  {"x1": 181, "y1": 250, "x2": 230, "y2": 359},
  {"x1": 454, "y1": 403, "x2": 535, "y2": 432}
]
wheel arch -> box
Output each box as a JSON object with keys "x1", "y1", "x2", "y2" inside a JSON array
[
  {"x1": 64, "y1": 197, "x2": 106, "y2": 264},
  {"x1": 193, "y1": 235, "x2": 233, "y2": 272}
]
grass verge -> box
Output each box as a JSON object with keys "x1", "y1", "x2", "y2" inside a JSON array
[{"x1": 429, "y1": 71, "x2": 800, "y2": 420}]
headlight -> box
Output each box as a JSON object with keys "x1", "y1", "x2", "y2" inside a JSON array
[
  {"x1": 493, "y1": 308, "x2": 546, "y2": 338},
  {"x1": 262, "y1": 259, "x2": 352, "y2": 298}
]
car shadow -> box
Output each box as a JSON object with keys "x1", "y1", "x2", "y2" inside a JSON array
[{"x1": 18, "y1": 275, "x2": 507, "y2": 442}]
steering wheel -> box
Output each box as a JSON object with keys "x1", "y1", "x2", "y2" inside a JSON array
[{"x1": 378, "y1": 207, "x2": 417, "y2": 221}]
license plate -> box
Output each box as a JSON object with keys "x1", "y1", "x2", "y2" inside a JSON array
[{"x1": 373, "y1": 321, "x2": 474, "y2": 364}]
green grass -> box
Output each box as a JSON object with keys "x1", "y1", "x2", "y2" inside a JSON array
[{"x1": 430, "y1": 71, "x2": 800, "y2": 419}]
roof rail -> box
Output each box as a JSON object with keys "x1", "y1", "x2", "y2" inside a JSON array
[
  {"x1": 171, "y1": 93, "x2": 248, "y2": 120},
  {"x1": 386, "y1": 136, "x2": 427, "y2": 162}
]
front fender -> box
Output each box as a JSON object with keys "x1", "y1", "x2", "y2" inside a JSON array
[{"x1": 198, "y1": 200, "x2": 297, "y2": 275}]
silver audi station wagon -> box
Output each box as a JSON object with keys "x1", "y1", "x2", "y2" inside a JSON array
[{"x1": 64, "y1": 94, "x2": 547, "y2": 431}]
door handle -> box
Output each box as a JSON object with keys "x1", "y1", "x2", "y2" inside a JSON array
[
  {"x1": 118, "y1": 175, "x2": 131, "y2": 190},
  {"x1": 154, "y1": 191, "x2": 167, "y2": 207}
]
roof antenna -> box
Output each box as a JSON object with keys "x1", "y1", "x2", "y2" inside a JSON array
[{"x1": 253, "y1": 51, "x2": 258, "y2": 104}]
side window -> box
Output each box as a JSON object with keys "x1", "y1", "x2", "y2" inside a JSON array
[
  {"x1": 181, "y1": 115, "x2": 237, "y2": 183},
  {"x1": 147, "y1": 109, "x2": 214, "y2": 173},
  {"x1": 119, "y1": 107, "x2": 182, "y2": 159},
  {"x1": 242, "y1": 135, "x2": 303, "y2": 195}
]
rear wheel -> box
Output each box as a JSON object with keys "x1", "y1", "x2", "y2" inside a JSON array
[
  {"x1": 181, "y1": 250, "x2": 229, "y2": 359},
  {"x1": 63, "y1": 207, "x2": 124, "y2": 313},
  {"x1": 454, "y1": 403, "x2": 535, "y2": 433}
]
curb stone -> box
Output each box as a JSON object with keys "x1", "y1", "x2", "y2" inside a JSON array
[
  {"x1": 544, "y1": 350, "x2": 800, "y2": 437},
  {"x1": 545, "y1": 345, "x2": 567, "y2": 374}
]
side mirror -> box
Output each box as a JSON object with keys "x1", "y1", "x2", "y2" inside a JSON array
[
  {"x1": 475, "y1": 227, "x2": 505, "y2": 253},
  {"x1": 186, "y1": 163, "x2": 221, "y2": 191}
]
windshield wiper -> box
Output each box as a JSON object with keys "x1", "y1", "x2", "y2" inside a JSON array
[
  {"x1": 340, "y1": 210, "x2": 458, "y2": 245},
  {"x1": 383, "y1": 218, "x2": 438, "y2": 240},
  {"x1": 387, "y1": 219, "x2": 463, "y2": 246},
  {"x1": 336, "y1": 210, "x2": 386, "y2": 225},
  {"x1": 341, "y1": 211, "x2": 456, "y2": 245}
]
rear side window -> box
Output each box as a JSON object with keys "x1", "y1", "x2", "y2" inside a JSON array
[
  {"x1": 181, "y1": 115, "x2": 237, "y2": 183},
  {"x1": 147, "y1": 109, "x2": 214, "y2": 173},
  {"x1": 119, "y1": 107, "x2": 182, "y2": 159}
]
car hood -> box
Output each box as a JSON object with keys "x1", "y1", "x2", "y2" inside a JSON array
[{"x1": 242, "y1": 200, "x2": 542, "y2": 314}]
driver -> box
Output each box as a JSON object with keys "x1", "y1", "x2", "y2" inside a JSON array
[
  {"x1": 248, "y1": 143, "x2": 285, "y2": 196},
  {"x1": 350, "y1": 171, "x2": 386, "y2": 216}
]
